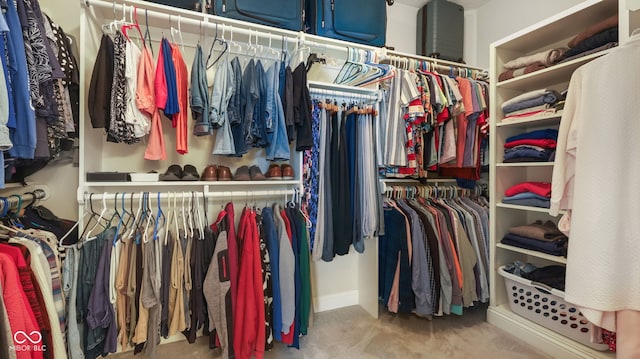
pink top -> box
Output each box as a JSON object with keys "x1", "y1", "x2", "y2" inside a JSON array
[
  {"x1": 154, "y1": 40, "x2": 168, "y2": 110},
  {"x1": 171, "y1": 44, "x2": 188, "y2": 155},
  {"x1": 138, "y1": 46, "x2": 166, "y2": 161}
]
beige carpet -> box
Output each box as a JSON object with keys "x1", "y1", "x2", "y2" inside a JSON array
[{"x1": 112, "y1": 305, "x2": 550, "y2": 359}]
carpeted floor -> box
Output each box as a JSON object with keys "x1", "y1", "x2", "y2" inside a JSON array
[{"x1": 111, "y1": 305, "x2": 551, "y2": 359}]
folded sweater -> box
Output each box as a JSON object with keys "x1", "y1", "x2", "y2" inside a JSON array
[
  {"x1": 508, "y1": 220, "x2": 567, "y2": 243},
  {"x1": 503, "y1": 48, "x2": 568, "y2": 69},
  {"x1": 502, "y1": 91, "x2": 559, "y2": 115},
  {"x1": 506, "y1": 129, "x2": 558, "y2": 142},
  {"x1": 498, "y1": 62, "x2": 547, "y2": 82},
  {"x1": 568, "y1": 14, "x2": 618, "y2": 48},
  {"x1": 504, "y1": 181, "x2": 551, "y2": 197},
  {"x1": 504, "y1": 138, "x2": 557, "y2": 149}
]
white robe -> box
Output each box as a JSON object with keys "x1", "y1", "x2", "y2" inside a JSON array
[{"x1": 550, "y1": 35, "x2": 640, "y2": 332}]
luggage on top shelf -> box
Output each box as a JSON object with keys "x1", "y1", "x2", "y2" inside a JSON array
[
  {"x1": 306, "y1": 0, "x2": 388, "y2": 47},
  {"x1": 210, "y1": 0, "x2": 305, "y2": 31}
]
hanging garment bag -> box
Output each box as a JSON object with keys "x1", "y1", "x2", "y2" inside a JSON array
[
  {"x1": 144, "y1": 0, "x2": 204, "y2": 12},
  {"x1": 210, "y1": 0, "x2": 305, "y2": 31},
  {"x1": 306, "y1": 0, "x2": 387, "y2": 47}
]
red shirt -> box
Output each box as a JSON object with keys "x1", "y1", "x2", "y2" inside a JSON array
[
  {"x1": 505, "y1": 182, "x2": 552, "y2": 198},
  {"x1": 233, "y1": 210, "x2": 266, "y2": 359}
]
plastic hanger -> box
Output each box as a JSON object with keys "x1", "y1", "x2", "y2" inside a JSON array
[
  {"x1": 153, "y1": 192, "x2": 165, "y2": 241},
  {"x1": 194, "y1": 192, "x2": 205, "y2": 239},
  {"x1": 125, "y1": 192, "x2": 143, "y2": 242},
  {"x1": 121, "y1": 6, "x2": 144, "y2": 45}
]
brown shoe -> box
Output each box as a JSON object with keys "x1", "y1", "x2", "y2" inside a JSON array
[
  {"x1": 266, "y1": 164, "x2": 282, "y2": 180},
  {"x1": 201, "y1": 165, "x2": 218, "y2": 181},
  {"x1": 234, "y1": 166, "x2": 251, "y2": 181},
  {"x1": 249, "y1": 165, "x2": 266, "y2": 181},
  {"x1": 217, "y1": 166, "x2": 232, "y2": 181},
  {"x1": 281, "y1": 164, "x2": 294, "y2": 180}
]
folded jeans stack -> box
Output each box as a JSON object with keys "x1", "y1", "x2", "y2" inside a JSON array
[{"x1": 503, "y1": 128, "x2": 557, "y2": 163}]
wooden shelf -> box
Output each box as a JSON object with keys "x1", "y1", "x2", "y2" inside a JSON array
[
  {"x1": 496, "y1": 50, "x2": 613, "y2": 91},
  {"x1": 497, "y1": 243, "x2": 567, "y2": 264},
  {"x1": 496, "y1": 113, "x2": 562, "y2": 128},
  {"x1": 496, "y1": 203, "x2": 552, "y2": 213},
  {"x1": 496, "y1": 162, "x2": 554, "y2": 167}
]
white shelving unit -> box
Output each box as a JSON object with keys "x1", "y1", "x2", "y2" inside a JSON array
[{"x1": 488, "y1": 0, "x2": 631, "y2": 357}]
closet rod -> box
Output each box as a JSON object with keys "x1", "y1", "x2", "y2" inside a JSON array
[
  {"x1": 308, "y1": 81, "x2": 380, "y2": 95},
  {"x1": 309, "y1": 89, "x2": 381, "y2": 102},
  {"x1": 80, "y1": 188, "x2": 301, "y2": 203},
  {"x1": 383, "y1": 49, "x2": 487, "y2": 72},
  {"x1": 0, "y1": 189, "x2": 47, "y2": 214},
  {"x1": 82, "y1": 0, "x2": 376, "y2": 56}
]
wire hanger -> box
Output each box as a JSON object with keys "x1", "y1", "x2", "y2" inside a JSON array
[
  {"x1": 206, "y1": 23, "x2": 228, "y2": 69},
  {"x1": 84, "y1": 193, "x2": 109, "y2": 242}
]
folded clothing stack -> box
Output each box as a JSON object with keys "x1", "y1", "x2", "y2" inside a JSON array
[
  {"x1": 498, "y1": 48, "x2": 567, "y2": 82},
  {"x1": 558, "y1": 15, "x2": 619, "y2": 64},
  {"x1": 501, "y1": 220, "x2": 568, "y2": 257},
  {"x1": 502, "y1": 181, "x2": 551, "y2": 208},
  {"x1": 503, "y1": 128, "x2": 557, "y2": 162},
  {"x1": 501, "y1": 89, "x2": 561, "y2": 119}
]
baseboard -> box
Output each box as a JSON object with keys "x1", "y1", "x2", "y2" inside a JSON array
[
  {"x1": 313, "y1": 290, "x2": 359, "y2": 313},
  {"x1": 487, "y1": 306, "x2": 614, "y2": 359}
]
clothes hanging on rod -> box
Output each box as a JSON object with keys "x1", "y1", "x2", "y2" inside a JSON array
[
  {"x1": 0, "y1": 0, "x2": 79, "y2": 187},
  {"x1": 62, "y1": 192, "x2": 311, "y2": 359},
  {"x1": 87, "y1": 5, "x2": 315, "y2": 161},
  {"x1": 302, "y1": 92, "x2": 380, "y2": 261},
  {"x1": 0, "y1": 189, "x2": 79, "y2": 359},
  {"x1": 378, "y1": 63, "x2": 490, "y2": 181},
  {"x1": 379, "y1": 184, "x2": 489, "y2": 317}
]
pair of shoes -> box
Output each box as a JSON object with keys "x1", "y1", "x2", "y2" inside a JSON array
[
  {"x1": 266, "y1": 164, "x2": 294, "y2": 180},
  {"x1": 201, "y1": 165, "x2": 232, "y2": 181},
  {"x1": 160, "y1": 164, "x2": 200, "y2": 181},
  {"x1": 234, "y1": 165, "x2": 267, "y2": 181}
]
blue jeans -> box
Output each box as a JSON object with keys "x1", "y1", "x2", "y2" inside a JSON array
[{"x1": 265, "y1": 62, "x2": 290, "y2": 161}]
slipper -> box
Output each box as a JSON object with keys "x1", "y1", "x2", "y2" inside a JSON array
[
  {"x1": 160, "y1": 164, "x2": 183, "y2": 181},
  {"x1": 182, "y1": 164, "x2": 200, "y2": 181}
]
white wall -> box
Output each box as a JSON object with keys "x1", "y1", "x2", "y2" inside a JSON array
[
  {"x1": 386, "y1": 2, "x2": 419, "y2": 53},
  {"x1": 470, "y1": 0, "x2": 585, "y2": 68}
]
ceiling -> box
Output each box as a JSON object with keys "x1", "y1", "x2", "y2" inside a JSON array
[{"x1": 393, "y1": 0, "x2": 491, "y2": 10}]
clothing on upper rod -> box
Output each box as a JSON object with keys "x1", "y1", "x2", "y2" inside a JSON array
[
  {"x1": 88, "y1": 7, "x2": 314, "y2": 161},
  {"x1": 378, "y1": 63, "x2": 490, "y2": 182}
]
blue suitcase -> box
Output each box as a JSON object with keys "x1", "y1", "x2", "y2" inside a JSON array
[
  {"x1": 145, "y1": 0, "x2": 204, "y2": 12},
  {"x1": 210, "y1": 0, "x2": 305, "y2": 31},
  {"x1": 306, "y1": 0, "x2": 388, "y2": 47}
]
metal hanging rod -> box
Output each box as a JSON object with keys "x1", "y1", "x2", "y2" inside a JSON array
[
  {"x1": 82, "y1": 0, "x2": 480, "y2": 73},
  {"x1": 0, "y1": 188, "x2": 48, "y2": 214},
  {"x1": 82, "y1": 0, "x2": 377, "y2": 55},
  {"x1": 80, "y1": 188, "x2": 301, "y2": 203},
  {"x1": 309, "y1": 89, "x2": 381, "y2": 103},
  {"x1": 383, "y1": 49, "x2": 487, "y2": 72}
]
